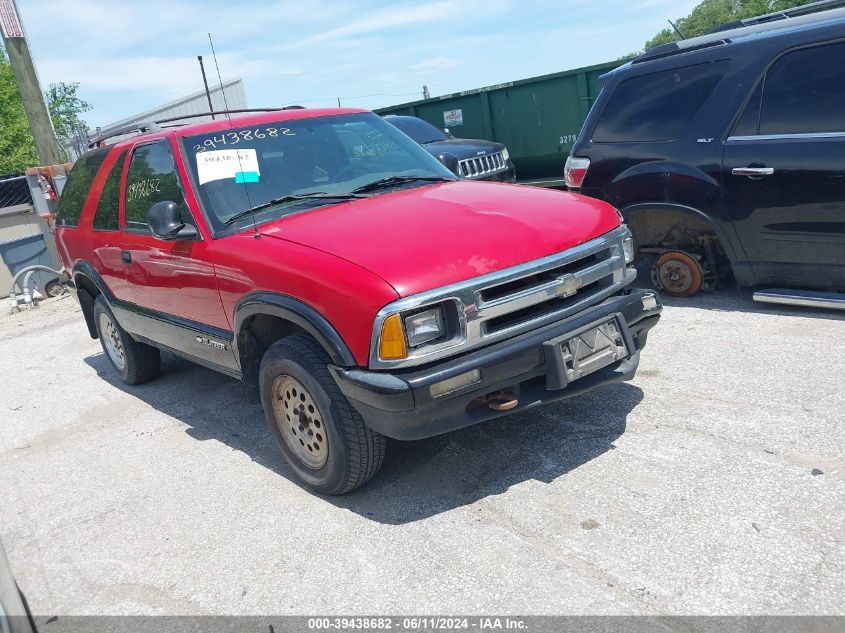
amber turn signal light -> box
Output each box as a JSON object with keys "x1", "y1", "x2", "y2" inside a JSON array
[{"x1": 378, "y1": 314, "x2": 408, "y2": 360}]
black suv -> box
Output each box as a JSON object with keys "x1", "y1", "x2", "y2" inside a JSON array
[
  {"x1": 385, "y1": 115, "x2": 516, "y2": 182},
  {"x1": 565, "y1": 2, "x2": 845, "y2": 301}
]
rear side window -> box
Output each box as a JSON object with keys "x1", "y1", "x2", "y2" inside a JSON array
[
  {"x1": 758, "y1": 41, "x2": 845, "y2": 135},
  {"x1": 56, "y1": 149, "x2": 109, "y2": 227},
  {"x1": 124, "y1": 140, "x2": 187, "y2": 233},
  {"x1": 92, "y1": 151, "x2": 127, "y2": 231},
  {"x1": 593, "y1": 61, "x2": 730, "y2": 143}
]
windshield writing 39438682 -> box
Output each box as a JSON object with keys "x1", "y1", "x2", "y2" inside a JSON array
[{"x1": 192, "y1": 127, "x2": 295, "y2": 153}]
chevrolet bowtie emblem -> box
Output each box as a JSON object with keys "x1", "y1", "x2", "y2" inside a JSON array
[{"x1": 556, "y1": 274, "x2": 582, "y2": 298}]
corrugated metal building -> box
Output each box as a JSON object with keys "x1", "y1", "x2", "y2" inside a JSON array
[{"x1": 94, "y1": 77, "x2": 248, "y2": 144}]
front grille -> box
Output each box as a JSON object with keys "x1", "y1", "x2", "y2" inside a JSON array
[
  {"x1": 459, "y1": 152, "x2": 506, "y2": 178},
  {"x1": 370, "y1": 225, "x2": 634, "y2": 369},
  {"x1": 472, "y1": 246, "x2": 618, "y2": 339}
]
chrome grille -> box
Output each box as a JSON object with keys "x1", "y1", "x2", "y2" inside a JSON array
[
  {"x1": 370, "y1": 226, "x2": 635, "y2": 369},
  {"x1": 459, "y1": 151, "x2": 506, "y2": 178}
]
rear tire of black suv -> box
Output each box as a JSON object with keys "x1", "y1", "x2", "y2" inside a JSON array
[
  {"x1": 93, "y1": 295, "x2": 161, "y2": 385},
  {"x1": 259, "y1": 334, "x2": 386, "y2": 494}
]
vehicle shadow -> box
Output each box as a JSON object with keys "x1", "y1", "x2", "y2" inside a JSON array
[
  {"x1": 659, "y1": 284, "x2": 845, "y2": 321},
  {"x1": 84, "y1": 352, "x2": 642, "y2": 524}
]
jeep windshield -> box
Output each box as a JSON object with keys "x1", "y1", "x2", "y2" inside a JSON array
[{"x1": 182, "y1": 112, "x2": 456, "y2": 232}]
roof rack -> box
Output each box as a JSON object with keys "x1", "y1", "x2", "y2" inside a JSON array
[
  {"x1": 709, "y1": 0, "x2": 845, "y2": 33},
  {"x1": 87, "y1": 108, "x2": 302, "y2": 149},
  {"x1": 88, "y1": 121, "x2": 160, "y2": 149},
  {"x1": 634, "y1": 0, "x2": 845, "y2": 64}
]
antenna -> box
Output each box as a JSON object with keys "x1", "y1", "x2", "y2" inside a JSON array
[
  {"x1": 668, "y1": 18, "x2": 687, "y2": 39},
  {"x1": 208, "y1": 32, "x2": 260, "y2": 238}
]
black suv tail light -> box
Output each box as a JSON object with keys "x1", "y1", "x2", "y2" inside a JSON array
[{"x1": 564, "y1": 156, "x2": 590, "y2": 189}]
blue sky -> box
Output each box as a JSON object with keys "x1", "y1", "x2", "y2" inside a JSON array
[{"x1": 19, "y1": 0, "x2": 700, "y2": 127}]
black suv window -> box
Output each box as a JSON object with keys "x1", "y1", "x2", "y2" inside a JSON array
[
  {"x1": 124, "y1": 139, "x2": 187, "y2": 233},
  {"x1": 56, "y1": 148, "x2": 109, "y2": 227},
  {"x1": 593, "y1": 60, "x2": 730, "y2": 143},
  {"x1": 92, "y1": 151, "x2": 127, "y2": 231},
  {"x1": 758, "y1": 41, "x2": 845, "y2": 136}
]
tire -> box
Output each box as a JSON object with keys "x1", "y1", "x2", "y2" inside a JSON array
[
  {"x1": 93, "y1": 295, "x2": 161, "y2": 385},
  {"x1": 259, "y1": 334, "x2": 386, "y2": 494},
  {"x1": 44, "y1": 279, "x2": 65, "y2": 297},
  {"x1": 653, "y1": 251, "x2": 704, "y2": 298}
]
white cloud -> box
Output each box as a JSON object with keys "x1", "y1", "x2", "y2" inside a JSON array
[{"x1": 410, "y1": 56, "x2": 460, "y2": 72}]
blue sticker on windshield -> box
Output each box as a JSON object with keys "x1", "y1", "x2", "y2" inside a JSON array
[{"x1": 235, "y1": 171, "x2": 259, "y2": 184}]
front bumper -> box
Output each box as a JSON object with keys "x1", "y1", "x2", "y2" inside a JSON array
[{"x1": 330, "y1": 288, "x2": 661, "y2": 440}]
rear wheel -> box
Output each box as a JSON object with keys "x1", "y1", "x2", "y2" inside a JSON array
[
  {"x1": 93, "y1": 296, "x2": 161, "y2": 385},
  {"x1": 259, "y1": 334, "x2": 385, "y2": 494},
  {"x1": 652, "y1": 251, "x2": 704, "y2": 298}
]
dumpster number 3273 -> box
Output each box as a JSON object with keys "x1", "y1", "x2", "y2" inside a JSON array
[{"x1": 560, "y1": 134, "x2": 577, "y2": 145}]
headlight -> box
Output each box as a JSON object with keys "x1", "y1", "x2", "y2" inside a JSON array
[
  {"x1": 501, "y1": 148, "x2": 510, "y2": 162},
  {"x1": 404, "y1": 307, "x2": 445, "y2": 348}
]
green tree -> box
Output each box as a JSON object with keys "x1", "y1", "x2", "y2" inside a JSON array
[
  {"x1": 0, "y1": 43, "x2": 38, "y2": 175},
  {"x1": 46, "y1": 81, "x2": 92, "y2": 158},
  {"x1": 644, "y1": 0, "x2": 819, "y2": 50}
]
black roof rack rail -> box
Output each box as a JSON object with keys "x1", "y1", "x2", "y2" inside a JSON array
[
  {"x1": 634, "y1": 0, "x2": 845, "y2": 64},
  {"x1": 154, "y1": 107, "x2": 285, "y2": 125},
  {"x1": 88, "y1": 121, "x2": 160, "y2": 149},
  {"x1": 709, "y1": 0, "x2": 845, "y2": 33},
  {"x1": 89, "y1": 107, "x2": 313, "y2": 148}
]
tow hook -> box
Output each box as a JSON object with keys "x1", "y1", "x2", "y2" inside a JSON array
[{"x1": 481, "y1": 391, "x2": 519, "y2": 411}]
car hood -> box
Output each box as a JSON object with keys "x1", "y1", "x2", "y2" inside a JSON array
[
  {"x1": 259, "y1": 181, "x2": 621, "y2": 298},
  {"x1": 422, "y1": 138, "x2": 505, "y2": 160}
]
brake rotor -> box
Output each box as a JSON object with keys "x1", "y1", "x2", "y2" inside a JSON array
[{"x1": 652, "y1": 251, "x2": 704, "y2": 298}]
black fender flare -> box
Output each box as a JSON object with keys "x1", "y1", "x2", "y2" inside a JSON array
[
  {"x1": 71, "y1": 261, "x2": 115, "y2": 338},
  {"x1": 72, "y1": 261, "x2": 116, "y2": 303},
  {"x1": 233, "y1": 292, "x2": 356, "y2": 368},
  {"x1": 619, "y1": 202, "x2": 741, "y2": 263}
]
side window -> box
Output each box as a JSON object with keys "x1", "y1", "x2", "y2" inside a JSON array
[
  {"x1": 56, "y1": 149, "x2": 109, "y2": 227},
  {"x1": 124, "y1": 140, "x2": 187, "y2": 233},
  {"x1": 732, "y1": 81, "x2": 763, "y2": 137},
  {"x1": 593, "y1": 60, "x2": 730, "y2": 143},
  {"x1": 92, "y1": 151, "x2": 127, "y2": 231},
  {"x1": 758, "y1": 41, "x2": 845, "y2": 136}
]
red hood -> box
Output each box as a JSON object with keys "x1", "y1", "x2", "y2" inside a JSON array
[{"x1": 259, "y1": 181, "x2": 620, "y2": 297}]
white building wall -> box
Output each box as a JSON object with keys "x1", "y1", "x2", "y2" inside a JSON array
[{"x1": 96, "y1": 78, "x2": 248, "y2": 139}]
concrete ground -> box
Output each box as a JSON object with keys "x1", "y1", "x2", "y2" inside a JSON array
[{"x1": 0, "y1": 288, "x2": 842, "y2": 615}]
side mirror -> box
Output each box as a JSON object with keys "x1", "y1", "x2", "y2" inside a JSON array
[
  {"x1": 148, "y1": 201, "x2": 198, "y2": 240},
  {"x1": 436, "y1": 152, "x2": 460, "y2": 177}
]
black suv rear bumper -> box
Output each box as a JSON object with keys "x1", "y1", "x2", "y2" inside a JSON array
[{"x1": 329, "y1": 289, "x2": 661, "y2": 440}]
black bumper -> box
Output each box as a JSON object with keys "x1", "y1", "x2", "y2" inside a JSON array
[{"x1": 330, "y1": 289, "x2": 661, "y2": 441}]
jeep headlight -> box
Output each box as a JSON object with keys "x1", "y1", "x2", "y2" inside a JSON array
[
  {"x1": 404, "y1": 307, "x2": 445, "y2": 348},
  {"x1": 501, "y1": 147, "x2": 510, "y2": 163}
]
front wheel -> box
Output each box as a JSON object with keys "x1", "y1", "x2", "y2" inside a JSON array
[{"x1": 259, "y1": 335, "x2": 385, "y2": 494}]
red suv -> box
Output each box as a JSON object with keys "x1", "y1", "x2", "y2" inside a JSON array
[{"x1": 55, "y1": 108, "x2": 662, "y2": 494}]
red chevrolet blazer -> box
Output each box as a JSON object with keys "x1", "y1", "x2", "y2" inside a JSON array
[{"x1": 55, "y1": 108, "x2": 661, "y2": 494}]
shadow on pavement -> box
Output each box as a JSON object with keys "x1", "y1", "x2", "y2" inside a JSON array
[{"x1": 85, "y1": 351, "x2": 642, "y2": 524}]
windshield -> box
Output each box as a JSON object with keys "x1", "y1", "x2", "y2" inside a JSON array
[
  {"x1": 183, "y1": 112, "x2": 456, "y2": 231},
  {"x1": 386, "y1": 116, "x2": 449, "y2": 144}
]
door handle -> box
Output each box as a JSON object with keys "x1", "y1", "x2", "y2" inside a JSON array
[
  {"x1": 121, "y1": 250, "x2": 132, "y2": 264},
  {"x1": 731, "y1": 167, "x2": 774, "y2": 177}
]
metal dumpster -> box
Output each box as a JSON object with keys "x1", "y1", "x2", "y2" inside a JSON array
[
  {"x1": 376, "y1": 60, "x2": 620, "y2": 185},
  {"x1": 0, "y1": 232, "x2": 59, "y2": 297}
]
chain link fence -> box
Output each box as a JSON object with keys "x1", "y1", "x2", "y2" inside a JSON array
[{"x1": 0, "y1": 175, "x2": 34, "y2": 209}]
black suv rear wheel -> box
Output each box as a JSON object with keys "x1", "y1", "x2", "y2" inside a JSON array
[{"x1": 259, "y1": 334, "x2": 385, "y2": 494}]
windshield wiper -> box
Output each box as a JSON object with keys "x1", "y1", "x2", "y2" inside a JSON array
[
  {"x1": 351, "y1": 176, "x2": 451, "y2": 194},
  {"x1": 223, "y1": 192, "x2": 366, "y2": 227}
]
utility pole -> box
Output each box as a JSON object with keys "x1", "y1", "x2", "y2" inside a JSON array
[
  {"x1": 197, "y1": 56, "x2": 215, "y2": 119},
  {"x1": 1, "y1": 0, "x2": 63, "y2": 165},
  {"x1": 423, "y1": 85, "x2": 430, "y2": 99}
]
